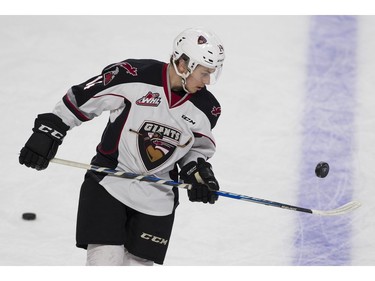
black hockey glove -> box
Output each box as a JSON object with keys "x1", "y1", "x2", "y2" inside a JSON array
[
  {"x1": 180, "y1": 158, "x2": 219, "y2": 204},
  {"x1": 19, "y1": 113, "x2": 69, "y2": 170}
]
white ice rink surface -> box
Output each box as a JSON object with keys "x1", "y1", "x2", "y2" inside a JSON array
[{"x1": 1, "y1": 16, "x2": 375, "y2": 273}]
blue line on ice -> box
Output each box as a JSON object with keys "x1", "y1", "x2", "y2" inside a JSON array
[{"x1": 294, "y1": 16, "x2": 358, "y2": 265}]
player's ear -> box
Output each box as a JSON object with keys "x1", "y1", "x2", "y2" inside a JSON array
[{"x1": 177, "y1": 57, "x2": 189, "y2": 75}]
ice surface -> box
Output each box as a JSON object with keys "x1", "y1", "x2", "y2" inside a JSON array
[{"x1": 0, "y1": 16, "x2": 374, "y2": 268}]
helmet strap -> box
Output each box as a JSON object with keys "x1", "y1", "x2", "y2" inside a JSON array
[{"x1": 172, "y1": 60, "x2": 191, "y2": 93}]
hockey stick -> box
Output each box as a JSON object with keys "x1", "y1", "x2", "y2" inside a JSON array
[{"x1": 50, "y1": 158, "x2": 361, "y2": 216}]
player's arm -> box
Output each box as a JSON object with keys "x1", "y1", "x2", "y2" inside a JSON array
[
  {"x1": 19, "y1": 61, "x2": 129, "y2": 170},
  {"x1": 54, "y1": 62, "x2": 131, "y2": 129},
  {"x1": 179, "y1": 90, "x2": 221, "y2": 204}
]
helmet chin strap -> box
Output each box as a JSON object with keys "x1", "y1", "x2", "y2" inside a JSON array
[{"x1": 172, "y1": 60, "x2": 191, "y2": 93}]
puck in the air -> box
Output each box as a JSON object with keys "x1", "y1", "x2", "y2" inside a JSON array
[
  {"x1": 315, "y1": 162, "x2": 329, "y2": 178},
  {"x1": 22, "y1": 213, "x2": 36, "y2": 221}
]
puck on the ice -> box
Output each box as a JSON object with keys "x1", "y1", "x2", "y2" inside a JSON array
[
  {"x1": 315, "y1": 162, "x2": 329, "y2": 178},
  {"x1": 22, "y1": 213, "x2": 36, "y2": 221}
]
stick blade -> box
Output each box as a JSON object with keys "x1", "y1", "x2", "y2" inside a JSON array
[{"x1": 312, "y1": 201, "x2": 361, "y2": 216}]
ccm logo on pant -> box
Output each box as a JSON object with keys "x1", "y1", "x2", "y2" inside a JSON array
[{"x1": 140, "y1": 232, "x2": 168, "y2": 245}]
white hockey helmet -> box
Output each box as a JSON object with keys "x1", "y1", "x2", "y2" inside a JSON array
[{"x1": 172, "y1": 27, "x2": 225, "y2": 85}]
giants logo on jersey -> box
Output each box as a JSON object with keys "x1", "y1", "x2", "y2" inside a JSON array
[{"x1": 135, "y1": 122, "x2": 181, "y2": 171}]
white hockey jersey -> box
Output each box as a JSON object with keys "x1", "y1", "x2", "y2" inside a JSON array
[{"x1": 53, "y1": 59, "x2": 221, "y2": 216}]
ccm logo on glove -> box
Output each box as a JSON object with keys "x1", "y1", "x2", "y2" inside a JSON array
[{"x1": 38, "y1": 124, "x2": 65, "y2": 140}]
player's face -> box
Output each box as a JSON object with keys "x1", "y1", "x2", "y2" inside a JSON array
[{"x1": 186, "y1": 65, "x2": 216, "y2": 93}]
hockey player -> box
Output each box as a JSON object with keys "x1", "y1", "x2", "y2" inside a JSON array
[{"x1": 19, "y1": 27, "x2": 225, "y2": 266}]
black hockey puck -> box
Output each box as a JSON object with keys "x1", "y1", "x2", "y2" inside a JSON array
[
  {"x1": 22, "y1": 213, "x2": 36, "y2": 221},
  {"x1": 315, "y1": 162, "x2": 329, "y2": 178}
]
